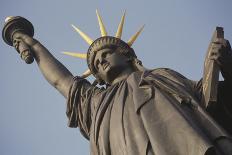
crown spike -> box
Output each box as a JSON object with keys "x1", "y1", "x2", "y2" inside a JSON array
[
  {"x1": 62, "y1": 52, "x2": 87, "y2": 59},
  {"x1": 115, "y1": 11, "x2": 126, "y2": 39},
  {"x1": 96, "y1": 10, "x2": 107, "y2": 37},
  {"x1": 81, "y1": 69, "x2": 92, "y2": 78},
  {"x1": 127, "y1": 25, "x2": 145, "y2": 47},
  {"x1": 71, "y1": 24, "x2": 94, "y2": 45}
]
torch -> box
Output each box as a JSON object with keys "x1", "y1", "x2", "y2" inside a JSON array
[{"x1": 2, "y1": 16, "x2": 34, "y2": 64}]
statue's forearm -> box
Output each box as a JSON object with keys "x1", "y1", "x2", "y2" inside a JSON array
[
  {"x1": 32, "y1": 41, "x2": 74, "y2": 98},
  {"x1": 14, "y1": 32, "x2": 74, "y2": 98}
]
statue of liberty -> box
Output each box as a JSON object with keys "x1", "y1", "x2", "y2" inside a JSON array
[{"x1": 2, "y1": 11, "x2": 232, "y2": 155}]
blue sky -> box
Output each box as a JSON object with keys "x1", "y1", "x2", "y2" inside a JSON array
[{"x1": 1, "y1": 0, "x2": 232, "y2": 154}]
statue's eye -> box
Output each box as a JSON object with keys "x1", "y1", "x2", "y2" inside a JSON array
[{"x1": 101, "y1": 50, "x2": 113, "y2": 58}]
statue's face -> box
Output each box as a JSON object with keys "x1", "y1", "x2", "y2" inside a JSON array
[{"x1": 93, "y1": 48, "x2": 131, "y2": 84}]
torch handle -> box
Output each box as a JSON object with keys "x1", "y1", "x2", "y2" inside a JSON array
[{"x1": 13, "y1": 36, "x2": 34, "y2": 64}]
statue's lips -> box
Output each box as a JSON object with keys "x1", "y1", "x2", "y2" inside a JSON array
[{"x1": 103, "y1": 62, "x2": 110, "y2": 70}]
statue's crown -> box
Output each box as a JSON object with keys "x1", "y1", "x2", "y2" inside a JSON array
[{"x1": 63, "y1": 10, "x2": 144, "y2": 78}]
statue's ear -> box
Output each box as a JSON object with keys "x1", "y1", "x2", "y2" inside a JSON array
[{"x1": 135, "y1": 59, "x2": 142, "y2": 65}]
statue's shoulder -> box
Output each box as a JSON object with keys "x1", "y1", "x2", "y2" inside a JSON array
[
  {"x1": 150, "y1": 68, "x2": 174, "y2": 73},
  {"x1": 149, "y1": 68, "x2": 188, "y2": 80},
  {"x1": 127, "y1": 68, "x2": 188, "y2": 85}
]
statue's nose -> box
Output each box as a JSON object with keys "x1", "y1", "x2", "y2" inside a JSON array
[{"x1": 100, "y1": 58, "x2": 107, "y2": 65}]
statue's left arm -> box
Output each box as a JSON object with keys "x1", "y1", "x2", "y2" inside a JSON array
[
  {"x1": 211, "y1": 39, "x2": 232, "y2": 83},
  {"x1": 208, "y1": 39, "x2": 232, "y2": 133}
]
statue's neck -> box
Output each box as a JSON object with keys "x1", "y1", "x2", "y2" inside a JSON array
[{"x1": 110, "y1": 67, "x2": 134, "y2": 85}]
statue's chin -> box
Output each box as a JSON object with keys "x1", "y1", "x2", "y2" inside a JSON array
[{"x1": 99, "y1": 64, "x2": 130, "y2": 84}]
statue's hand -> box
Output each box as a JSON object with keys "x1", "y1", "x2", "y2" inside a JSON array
[
  {"x1": 210, "y1": 38, "x2": 232, "y2": 80},
  {"x1": 13, "y1": 32, "x2": 38, "y2": 49},
  {"x1": 12, "y1": 32, "x2": 38, "y2": 64}
]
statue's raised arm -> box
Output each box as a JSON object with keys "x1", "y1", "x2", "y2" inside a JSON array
[{"x1": 2, "y1": 16, "x2": 74, "y2": 98}]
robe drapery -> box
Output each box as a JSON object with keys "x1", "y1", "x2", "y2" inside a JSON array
[{"x1": 66, "y1": 68, "x2": 232, "y2": 155}]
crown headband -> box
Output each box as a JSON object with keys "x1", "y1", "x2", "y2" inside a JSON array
[{"x1": 63, "y1": 10, "x2": 144, "y2": 78}]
